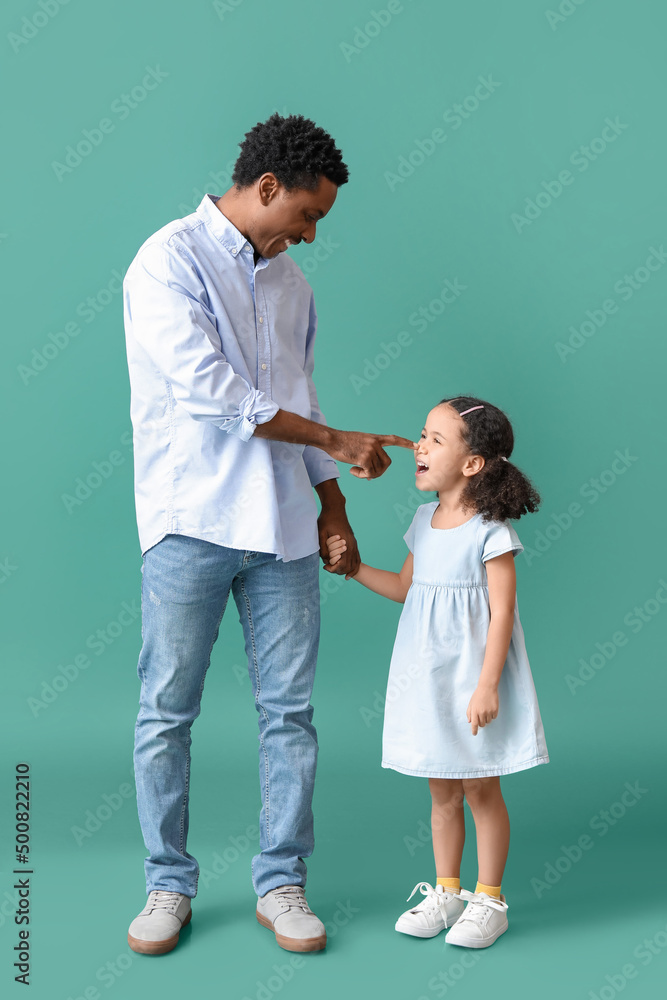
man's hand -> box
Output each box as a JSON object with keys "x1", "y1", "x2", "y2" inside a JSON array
[
  {"x1": 253, "y1": 409, "x2": 416, "y2": 480},
  {"x1": 314, "y1": 478, "x2": 360, "y2": 577},
  {"x1": 318, "y1": 515, "x2": 360, "y2": 577},
  {"x1": 326, "y1": 429, "x2": 417, "y2": 479}
]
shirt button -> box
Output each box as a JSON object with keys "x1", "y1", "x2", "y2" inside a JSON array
[
  {"x1": 259, "y1": 317, "x2": 264, "y2": 323},
  {"x1": 261, "y1": 363, "x2": 267, "y2": 370}
]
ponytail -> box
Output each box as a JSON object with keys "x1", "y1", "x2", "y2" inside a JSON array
[
  {"x1": 439, "y1": 395, "x2": 541, "y2": 522},
  {"x1": 460, "y1": 453, "x2": 541, "y2": 523}
]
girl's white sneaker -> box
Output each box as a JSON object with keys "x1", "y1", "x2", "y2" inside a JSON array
[
  {"x1": 395, "y1": 881, "x2": 466, "y2": 938},
  {"x1": 444, "y1": 889, "x2": 509, "y2": 948}
]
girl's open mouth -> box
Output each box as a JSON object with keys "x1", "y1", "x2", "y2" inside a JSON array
[{"x1": 416, "y1": 461, "x2": 429, "y2": 476}]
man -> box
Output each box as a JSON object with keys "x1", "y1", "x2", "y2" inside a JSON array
[{"x1": 123, "y1": 113, "x2": 414, "y2": 956}]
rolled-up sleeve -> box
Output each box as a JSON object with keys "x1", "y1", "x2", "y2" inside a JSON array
[
  {"x1": 123, "y1": 240, "x2": 279, "y2": 441},
  {"x1": 301, "y1": 291, "x2": 340, "y2": 487}
]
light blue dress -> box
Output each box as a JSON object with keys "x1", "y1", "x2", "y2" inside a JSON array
[{"x1": 381, "y1": 502, "x2": 549, "y2": 779}]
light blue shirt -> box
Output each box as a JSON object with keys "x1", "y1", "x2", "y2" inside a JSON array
[{"x1": 123, "y1": 193, "x2": 340, "y2": 561}]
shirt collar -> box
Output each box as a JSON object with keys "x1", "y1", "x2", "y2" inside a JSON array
[{"x1": 196, "y1": 193, "x2": 266, "y2": 263}]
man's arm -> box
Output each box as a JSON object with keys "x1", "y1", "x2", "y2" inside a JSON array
[
  {"x1": 313, "y1": 478, "x2": 361, "y2": 578},
  {"x1": 253, "y1": 409, "x2": 415, "y2": 480},
  {"x1": 126, "y1": 243, "x2": 415, "y2": 476},
  {"x1": 314, "y1": 477, "x2": 346, "y2": 510},
  {"x1": 124, "y1": 242, "x2": 279, "y2": 440}
]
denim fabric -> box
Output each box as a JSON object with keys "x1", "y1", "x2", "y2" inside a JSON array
[
  {"x1": 382, "y1": 502, "x2": 549, "y2": 778},
  {"x1": 133, "y1": 533, "x2": 321, "y2": 898}
]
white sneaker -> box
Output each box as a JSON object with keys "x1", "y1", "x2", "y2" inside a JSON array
[
  {"x1": 256, "y1": 885, "x2": 327, "y2": 952},
  {"x1": 395, "y1": 882, "x2": 466, "y2": 938},
  {"x1": 444, "y1": 889, "x2": 509, "y2": 948},
  {"x1": 127, "y1": 890, "x2": 192, "y2": 955}
]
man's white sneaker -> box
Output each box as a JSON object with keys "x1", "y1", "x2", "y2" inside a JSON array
[
  {"x1": 444, "y1": 889, "x2": 508, "y2": 948},
  {"x1": 128, "y1": 890, "x2": 192, "y2": 955},
  {"x1": 256, "y1": 885, "x2": 327, "y2": 952},
  {"x1": 395, "y1": 882, "x2": 466, "y2": 938}
]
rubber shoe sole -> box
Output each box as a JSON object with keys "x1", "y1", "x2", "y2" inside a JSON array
[
  {"x1": 395, "y1": 915, "x2": 452, "y2": 938},
  {"x1": 395, "y1": 904, "x2": 463, "y2": 938},
  {"x1": 395, "y1": 920, "x2": 444, "y2": 938},
  {"x1": 128, "y1": 908, "x2": 192, "y2": 955},
  {"x1": 446, "y1": 918, "x2": 508, "y2": 949},
  {"x1": 256, "y1": 910, "x2": 326, "y2": 952}
]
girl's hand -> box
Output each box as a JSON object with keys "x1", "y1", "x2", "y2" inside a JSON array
[
  {"x1": 326, "y1": 534, "x2": 348, "y2": 567},
  {"x1": 326, "y1": 535, "x2": 360, "y2": 579},
  {"x1": 466, "y1": 685, "x2": 499, "y2": 736}
]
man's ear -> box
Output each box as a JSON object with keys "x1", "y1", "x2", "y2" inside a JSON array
[{"x1": 257, "y1": 172, "x2": 281, "y2": 205}]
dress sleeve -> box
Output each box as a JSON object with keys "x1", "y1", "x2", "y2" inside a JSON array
[
  {"x1": 402, "y1": 506, "x2": 422, "y2": 552},
  {"x1": 479, "y1": 519, "x2": 524, "y2": 563}
]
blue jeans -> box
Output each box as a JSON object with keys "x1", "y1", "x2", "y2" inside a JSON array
[{"x1": 132, "y1": 534, "x2": 321, "y2": 898}]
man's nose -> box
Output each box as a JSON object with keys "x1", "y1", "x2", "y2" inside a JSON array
[{"x1": 301, "y1": 223, "x2": 317, "y2": 244}]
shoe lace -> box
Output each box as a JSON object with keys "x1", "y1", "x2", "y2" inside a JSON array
[
  {"x1": 270, "y1": 885, "x2": 311, "y2": 913},
  {"x1": 146, "y1": 890, "x2": 184, "y2": 914},
  {"x1": 456, "y1": 889, "x2": 508, "y2": 924},
  {"x1": 405, "y1": 881, "x2": 451, "y2": 913}
]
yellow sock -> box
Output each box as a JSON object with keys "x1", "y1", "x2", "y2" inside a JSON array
[
  {"x1": 475, "y1": 880, "x2": 501, "y2": 898},
  {"x1": 437, "y1": 877, "x2": 461, "y2": 894}
]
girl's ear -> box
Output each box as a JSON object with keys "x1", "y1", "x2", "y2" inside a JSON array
[{"x1": 462, "y1": 454, "x2": 485, "y2": 477}]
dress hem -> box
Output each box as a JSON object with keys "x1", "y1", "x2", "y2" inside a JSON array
[{"x1": 380, "y1": 754, "x2": 550, "y2": 779}]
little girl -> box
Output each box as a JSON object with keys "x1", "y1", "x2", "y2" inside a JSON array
[{"x1": 327, "y1": 395, "x2": 549, "y2": 949}]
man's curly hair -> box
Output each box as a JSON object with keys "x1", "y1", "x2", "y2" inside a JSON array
[{"x1": 231, "y1": 113, "x2": 349, "y2": 191}]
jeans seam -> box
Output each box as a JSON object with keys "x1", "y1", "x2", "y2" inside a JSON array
[
  {"x1": 179, "y1": 734, "x2": 190, "y2": 858},
  {"x1": 137, "y1": 561, "x2": 147, "y2": 684},
  {"x1": 239, "y1": 574, "x2": 272, "y2": 850},
  {"x1": 181, "y1": 591, "x2": 230, "y2": 895}
]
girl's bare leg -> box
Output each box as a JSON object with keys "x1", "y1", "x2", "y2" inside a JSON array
[
  {"x1": 461, "y1": 776, "x2": 510, "y2": 886},
  {"x1": 428, "y1": 778, "x2": 466, "y2": 876}
]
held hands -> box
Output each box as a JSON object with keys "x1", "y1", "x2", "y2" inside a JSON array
[
  {"x1": 466, "y1": 685, "x2": 499, "y2": 736},
  {"x1": 328, "y1": 430, "x2": 417, "y2": 480},
  {"x1": 325, "y1": 534, "x2": 358, "y2": 580},
  {"x1": 318, "y1": 502, "x2": 361, "y2": 578}
]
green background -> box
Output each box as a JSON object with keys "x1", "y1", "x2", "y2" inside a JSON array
[{"x1": 2, "y1": 0, "x2": 665, "y2": 997}]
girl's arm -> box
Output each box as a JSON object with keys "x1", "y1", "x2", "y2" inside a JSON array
[
  {"x1": 467, "y1": 551, "x2": 516, "y2": 735},
  {"x1": 326, "y1": 535, "x2": 413, "y2": 603}
]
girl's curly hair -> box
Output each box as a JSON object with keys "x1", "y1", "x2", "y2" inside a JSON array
[
  {"x1": 439, "y1": 395, "x2": 541, "y2": 523},
  {"x1": 231, "y1": 113, "x2": 349, "y2": 191}
]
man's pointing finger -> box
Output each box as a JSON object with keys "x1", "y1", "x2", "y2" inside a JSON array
[{"x1": 377, "y1": 435, "x2": 418, "y2": 449}]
